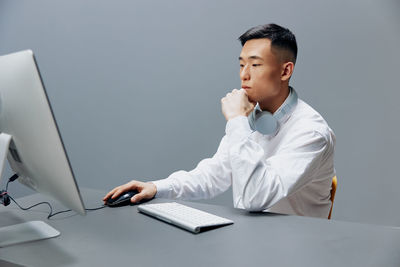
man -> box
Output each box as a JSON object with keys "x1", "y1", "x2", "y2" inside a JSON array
[{"x1": 103, "y1": 23, "x2": 336, "y2": 218}]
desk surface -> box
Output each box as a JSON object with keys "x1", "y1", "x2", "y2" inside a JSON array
[{"x1": 1, "y1": 188, "x2": 400, "y2": 267}]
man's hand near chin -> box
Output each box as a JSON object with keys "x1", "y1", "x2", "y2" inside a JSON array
[{"x1": 221, "y1": 88, "x2": 256, "y2": 121}]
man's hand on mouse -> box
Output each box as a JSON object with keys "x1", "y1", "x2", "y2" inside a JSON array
[
  {"x1": 103, "y1": 180, "x2": 157, "y2": 204},
  {"x1": 221, "y1": 88, "x2": 256, "y2": 121}
]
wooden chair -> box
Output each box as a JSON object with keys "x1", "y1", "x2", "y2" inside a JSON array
[{"x1": 328, "y1": 176, "x2": 337, "y2": 219}]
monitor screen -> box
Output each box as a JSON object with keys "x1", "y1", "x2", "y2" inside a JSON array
[{"x1": 0, "y1": 50, "x2": 86, "y2": 246}]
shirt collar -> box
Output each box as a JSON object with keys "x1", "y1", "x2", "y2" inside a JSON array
[{"x1": 255, "y1": 86, "x2": 298, "y2": 124}]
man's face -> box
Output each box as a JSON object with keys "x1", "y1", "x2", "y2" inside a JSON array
[{"x1": 239, "y1": 38, "x2": 284, "y2": 109}]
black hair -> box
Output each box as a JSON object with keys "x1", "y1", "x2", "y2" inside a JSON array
[{"x1": 238, "y1": 23, "x2": 297, "y2": 64}]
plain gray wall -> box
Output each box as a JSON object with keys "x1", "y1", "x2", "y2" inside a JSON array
[{"x1": 0, "y1": 0, "x2": 399, "y2": 226}]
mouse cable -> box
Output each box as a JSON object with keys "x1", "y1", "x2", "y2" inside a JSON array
[{"x1": 3, "y1": 173, "x2": 106, "y2": 219}]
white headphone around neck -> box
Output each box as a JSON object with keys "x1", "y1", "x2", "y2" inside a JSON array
[{"x1": 248, "y1": 87, "x2": 298, "y2": 135}]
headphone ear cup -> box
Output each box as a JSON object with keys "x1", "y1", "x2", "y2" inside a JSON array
[
  {"x1": 248, "y1": 110, "x2": 257, "y2": 131},
  {"x1": 1, "y1": 190, "x2": 10, "y2": 206},
  {"x1": 3, "y1": 195, "x2": 10, "y2": 206},
  {"x1": 254, "y1": 111, "x2": 278, "y2": 135},
  {"x1": 247, "y1": 88, "x2": 297, "y2": 135}
]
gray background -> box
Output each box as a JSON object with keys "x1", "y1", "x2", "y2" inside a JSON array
[{"x1": 0, "y1": 0, "x2": 399, "y2": 226}]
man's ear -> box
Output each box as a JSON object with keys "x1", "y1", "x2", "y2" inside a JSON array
[{"x1": 281, "y1": 62, "x2": 295, "y2": 82}]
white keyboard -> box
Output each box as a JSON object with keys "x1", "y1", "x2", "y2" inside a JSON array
[{"x1": 137, "y1": 202, "x2": 234, "y2": 233}]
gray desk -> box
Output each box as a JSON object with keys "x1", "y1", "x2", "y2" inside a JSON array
[{"x1": 1, "y1": 188, "x2": 400, "y2": 267}]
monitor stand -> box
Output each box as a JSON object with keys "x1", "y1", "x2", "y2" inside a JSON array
[{"x1": 0, "y1": 133, "x2": 60, "y2": 247}]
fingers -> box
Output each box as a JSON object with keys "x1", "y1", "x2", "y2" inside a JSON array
[
  {"x1": 248, "y1": 102, "x2": 256, "y2": 114},
  {"x1": 110, "y1": 188, "x2": 126, "y2": 199},
  {"x1": 103, "y1": 180, "x2": 139, "y2": 202},
  {"x1": 103, "y1": 187, "x2": 119, "y2": 201},
  {"x1": 224, "y1": 88, "x2": 246, "y2": 97},
  {"x1": 130, "y1": 182, "x2": 157, "y2": 203},
  {"x1": 130, "y1": 189, "x2": 152, "y2": 203},
  {"x1": 130, "y1": 192, "x2": 145, "y2": 203},
  {"x1": 221, "y1": 89, "x2": 238, "y2": 102},
  {"x1": 230, "y1": 88, "x2": 241, "y2": 95}
]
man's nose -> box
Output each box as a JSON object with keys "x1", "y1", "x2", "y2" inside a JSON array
[{"x1": 240, "y1": 65, "x2": 250, "y2": 81}]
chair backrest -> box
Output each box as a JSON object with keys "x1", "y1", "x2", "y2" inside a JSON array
[{"x1": 328, "y1": 176, "x2": 337, "y2": 219}]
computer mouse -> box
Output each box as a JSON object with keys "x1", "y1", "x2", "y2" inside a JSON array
[{"x1": 106, "y1": 190, "x2": 139, "y2": 207}]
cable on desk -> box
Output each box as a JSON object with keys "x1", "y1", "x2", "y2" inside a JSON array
[
  {"x1": 8, "y1": 195, "x2": 106, "y2": 219},
  {"x1": 3, "y1": 173, "x2": 106, "y2": 219}
]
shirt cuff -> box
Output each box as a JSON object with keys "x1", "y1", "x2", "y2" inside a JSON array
[
  {"x1": 225, "y1": 115, "x2": 253, "y2": 144},
  {"x1": 150, "y1": 179, "x2": 173, "y2": 199}
]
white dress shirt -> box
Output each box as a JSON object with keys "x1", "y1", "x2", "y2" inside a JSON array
[{"x1": 152, "y1": 92, "x2": 336, "y2": 218}]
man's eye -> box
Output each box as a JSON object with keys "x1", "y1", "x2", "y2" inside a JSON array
[
  {"x1": 252, "y1": 64, "x2": 261, "y2": 67},
  {"x1": 240, "y1": 64, "x2": 244, "y2": 67}
]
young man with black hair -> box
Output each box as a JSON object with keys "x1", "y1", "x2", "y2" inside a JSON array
[{"x1": 104, "y1": 23, "x2": 336, "y2": 218}]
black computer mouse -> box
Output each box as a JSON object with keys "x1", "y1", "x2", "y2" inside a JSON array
[{"x1": 106, "y1": 190, "x2": 139, "y2": 207}]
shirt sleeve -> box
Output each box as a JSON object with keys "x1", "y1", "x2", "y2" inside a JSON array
[
  {"x1": 151, "y1": 135, "x2": 232, "y2": 200},
  {"x1": 226, "y1": 116, "x2": 330, "y2": 211}
]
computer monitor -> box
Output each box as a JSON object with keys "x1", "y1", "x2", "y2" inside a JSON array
[{"x1": 0, "y1": 50, "x2": 86, "y2": 247}]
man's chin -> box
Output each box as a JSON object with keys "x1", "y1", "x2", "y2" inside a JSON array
[{"x1": 247, "y1": 96, "x2": 257, "y2": 105}]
